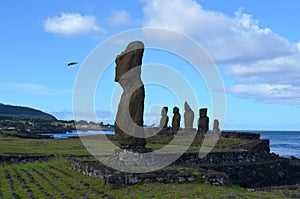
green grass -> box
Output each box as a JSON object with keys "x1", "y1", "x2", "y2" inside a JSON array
[
  {"x1": 0, "y1": 134, "x2": 89, "y2": 155},
  {"x1": 0, "y1": 158, "x2": 298, "y2": 198},
  {"x1": 0, "y1": 132, "x2": 257, "y2": 157},
  {"x1": 0, "y1": 132, "x2": 299, "y2": 198}
]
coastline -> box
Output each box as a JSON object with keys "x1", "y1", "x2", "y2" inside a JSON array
[{"x1": 38, "y1": 129, "x2": 300, "y2": 159}]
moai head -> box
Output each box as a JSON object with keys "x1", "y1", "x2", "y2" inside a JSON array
[
  {"x1": 199, "y1": 108, "x2": 208, "y2": 118},
  {"x1": 184, "y1": 101, "x2": 191, "y2": 111},
  {"x1": 173, "y1": 107, "x2": 179, "y2": 114},
  {"x1": 161, "y1": 106, "x2": 168, "y2": 116},
  {"x1": 115, "y1": 41, "x2": 144, "y2": 87},
  {"x1": 213, "y1": 119, "x2": 220, "y2": 131}
]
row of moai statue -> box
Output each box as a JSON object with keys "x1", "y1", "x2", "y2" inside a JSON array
[{"x1": 159, "y1": 101, "x2": 220, "y2": 133}]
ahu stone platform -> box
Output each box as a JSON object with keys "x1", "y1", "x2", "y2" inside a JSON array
[{"x1": 71, "y1": 132, "x2": 300, "y2": 188}]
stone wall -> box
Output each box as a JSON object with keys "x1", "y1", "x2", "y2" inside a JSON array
[
  {"x1": 69, "y1": 133, "x2": 300, "y2": 188},
  {"x1": 147, "y1": 129, "x2": 261, "y2": 140},
  {"x1": 201, "y1": 159, "x2": 294, "y2": 188},
  {"x1": 289, "y1": 158, "x2": 300, "y2": 184},
  {"x1": 70, "y1": 151, "x2": 299, "y2": 187},
  {"x1": 175, "y1": 140, "x2": 270, "y2": 165},
  {"x1": 221, "y1": 132, "x2": 260, "y2": 139},
  {"x1": 70, "y1": 140, "x2": 273, "y2": 187},
  {"x1": 70, "y1": 159, "x2": 231, "y2": 186}
]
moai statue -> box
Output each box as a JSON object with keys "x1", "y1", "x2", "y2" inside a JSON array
[
  {"x1": 159, "y1": 106, "x2": 169, "y2": 129},
  {"x1": 213, "y1": 119, "x2": 220, "y2": 132},
  {"x1": 172, "y1": 107, "x2": 181, "y2": 132},
  {"x1": 114, "y1": 41, "x2": 147, "y2": 150},
  {"x1": 184, "y1": 101, "x2": 194, "y2": 129},
  {"x1": 197, "y1": 108, "x2": 209, "y2": 133}
]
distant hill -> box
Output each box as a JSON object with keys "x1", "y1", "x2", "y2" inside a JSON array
[{"x1": 0, "y1": 103, "x2": 57, "y2": 121}]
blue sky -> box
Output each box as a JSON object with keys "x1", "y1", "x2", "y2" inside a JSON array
[{"x1": 1, "y1": 0, "x2": 300, "y2": 130}]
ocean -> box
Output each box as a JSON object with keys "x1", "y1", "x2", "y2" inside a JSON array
[
  {"x1": 42, "y1": 130, "x2": 114, "y2": 139},
  {"x1": 252, "y1": 130, "x2": 300, "y2": 159},
  {"x1": 43, "y1": 130, "x2": 300, "y2": 159}
]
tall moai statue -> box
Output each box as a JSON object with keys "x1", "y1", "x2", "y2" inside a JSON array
[
  {"x1": 184, "y1": 101, "x2": 194, "y2": 129},
  {"x1": 114, "y1": 41, "x2": 146, "y2": 150},
  {"x1": 159, "y1": 106, "x2": 169, "y2": 129},
  {"x1": 172, "y1": 107, "x2": 181, "y2": 131},
  {"x1": 213, "y1": 119, "x2": 220, "y2": 133},
  {"x1": 198, "y1": 108, "x2": 209, "y2": 133}
]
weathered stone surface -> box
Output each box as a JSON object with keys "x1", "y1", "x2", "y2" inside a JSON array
[
  {"x1": 184, "y1": 101, "x2": 194, "y2": 129},
  {"x1": 171, "y1": 107, "x2": 181, "y2": 131},
  {"x1": 71, "y1": 159, "x2": 230, "y2": 186},
  {"x1": 109, "y1": 148, "x2": 154, "y2": 167},
  {"x1": 114, "y1": 41, "x2": 146, "y2": 149},
  {"x1": 202, "y1": 159, "x2": 294, "y2": 188},
  {"x1": 71, "y1": 137, "x2": 300, "y2": 187},
  {"x1": 174, "y1": 141, "x2": 271, "y2": 165},
  {"x1": 198, "y1": 108, "x2": 209, "y2": 134},
  {"x1": 221, "y1": 132, "x2": 260, "y2": 139},
  {"x1": 159, "y1": 106, "x2": 169, "y2": 129},
  {"x1": 213, "y1": 119, "x2": 220, "y2": 132}
]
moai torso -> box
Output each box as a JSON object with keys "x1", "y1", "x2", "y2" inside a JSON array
[
  {"x1": 159, "y1": 106, "x2": 169, "y2": 128},
  {"x1": 213, "y1": 119, "x2": 220, "y2": 132},
  {"x1": 198, "y1": 108, "x2": 209, "y2": 133},
  {"x1": 172, "y1": 107, "x2": 181, "y2": 131},
  {"x1": 114, "y1": 41, "x2": 146, "y2": 149},
  {"x1": 184, "y1": 101, "x2": 194, "y2": 129}
]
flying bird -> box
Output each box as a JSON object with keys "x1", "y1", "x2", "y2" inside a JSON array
[{"x1": 67, "y1": 62, "x2": 78, "y2": 66}]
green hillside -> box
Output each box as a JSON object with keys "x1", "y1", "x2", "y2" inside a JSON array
[{"x1": 0, "y1": 103, "x2": 57, "y2": 121}]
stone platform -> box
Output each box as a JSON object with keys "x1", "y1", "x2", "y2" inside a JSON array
[
  {"x1": 70, "y1": 148, "x2": 300, "y2": 188},
  {"x1": 108, "y1": 148, "x2": 154, "y2": 167},
  {"x1": 71, "y1": 158, "x2": 230, "y2": 186},
  {"x1": 71, "y1": 132, "x2": 300, "y2": 188}
]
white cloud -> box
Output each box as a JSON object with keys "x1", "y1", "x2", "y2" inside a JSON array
[
  {"x1": 54, "y1": 109, "x2": 114, "y2": 122},
  {"x1": 44, "y1": 12, "x2": 103, "y2": 36},
  {"x1": 229, "y1": 54, "x2": 300, "y2": 85},
  {"x1": 141, "y1": 0, "x2": 300, "y2": 104},
  {"x1": 0, "y1": 82, "x2": 69, "y2": 96},
  {"x1": 297, "y1": 41, "x2": 300, "y2": 51},
  {"x1": 142, "y1": 0, "x2": 297, "y2": 64},
  {"x1": 227, "y1": 53, "x2": 300, "y2": 104},
  {"x1": 228, "y1": 84, "x2": 300, "y2": 104},
  {"x1": 108, "y1": 10, "x2": 132, "y2": 26}
]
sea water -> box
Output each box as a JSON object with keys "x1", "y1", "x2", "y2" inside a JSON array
[
  {"x1": 258, "y1": 130, "x2": 300, "y2": 159},
  {"x1": 42, "y1": 130, "x2": 114, "y2": 139}
]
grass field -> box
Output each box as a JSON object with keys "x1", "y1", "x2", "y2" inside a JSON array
[
  {"x1": 1, "y1": 158, "x2": 299, "y2": 199},
  {"x1": 0, "y1": 132, "x2": 257, "y2": 156},
  {"x1": 0, "y1": 131, "x2": 299, "y2": 198}
]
